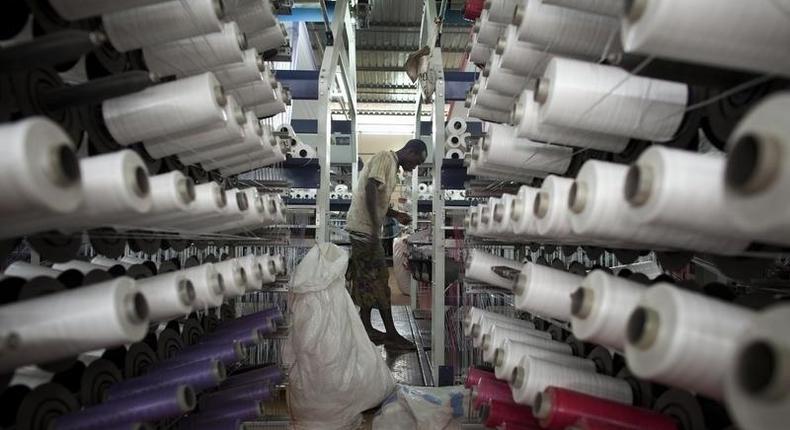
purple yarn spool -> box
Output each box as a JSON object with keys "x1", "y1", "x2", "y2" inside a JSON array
[
  {"x1": 179, "y1": 418, "x2": 241, "y2": 430},
  {"x1": 222, "y1": 366, "x2": 284, "y2": 389},
  {"x1": 209, "y1": 317, "x2": 277, "y2": 339},
  {"x1": 190, "y1": 401, "x2": 264, "y2": 426},
  {"x1": 214, "y1": 308, "x2": 283, "y2": 332},
  {"x1": 53, "y1": 385, "x2": 195, "y2": 430},
  {"x1": 106, "y1": 360, "x2": 225, "y2": 400},
  {"x1": 155, "y1": 341, "x2": 245, "y2": 371},
  {"x1": 200, "y1": 328, "x2": 265, "y2": 346},
  {"x1": 200, "y1": 382, "x2": 271, "y2": 410}
]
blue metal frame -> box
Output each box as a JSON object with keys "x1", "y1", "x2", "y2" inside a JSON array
[{"x1": 289, "y1": 119, "x2": 483, "y2": 135}]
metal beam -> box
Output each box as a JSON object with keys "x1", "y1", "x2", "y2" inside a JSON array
[{"x1": 356, "y1": 46, "x2": 466, "y2": 53}]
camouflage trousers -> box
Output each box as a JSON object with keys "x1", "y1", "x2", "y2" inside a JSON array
[{"x1": 348, "y1": 235, "x2": 391, "y2": 310}]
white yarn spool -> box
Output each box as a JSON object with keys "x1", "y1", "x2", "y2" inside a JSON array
[
  {"x1": 469, "y1": 32, "x2": 494, "y2": 65},
  {"x1": 334, "y1": 184, "x2": 349, "y2": 194},
  {"x1": 0, "y1": 117, "x2": 82, "y2": 223},
  {"x1": 491, "y1": 194, "x2": 517, "y2": 235},
  {"x1": 113, "y1": 171, "x2": 192, "y2": 226},
  {"x1": 256, "y1": 255, "x2": 278, "y2": 285},
  {"x1": 170, "y1": 187, "x2": 241, "y2": 230},
  {"x1": 418, "y1": 183, "x2": 429, "y2": 194},
  {"x1": 570, "y1": 270, "x2": 644, "y2": 351},
  {"x1": 724, "y1": 93, "x2": 790, "y2": 247},
  {"x1": 277, "y1": 123, "x2": 295, "y2": 137},
  {"x1": 52, "y1": 260, "x2": 107, "y2": 274},
  {"x1": 445, "y1": 117, "x2": 468, "y2": 135},
  {"x1": 463, "y1": 306, "x2": 522, "y2": 337},
  {"x1": 102, "y1": 73, "x2": 227, "y2": 145},
  {"x1": 178, "y1": 110, "x2": 270, "y2": 165},
  {"x1": 181, "y1": 263, "x2": 224, "y2": 308},
  {"x1": 474, "y1": 80, "x2": 517, "y2": 111},
  {"x1": 626, "y1": 146, "x2": 749, "y2": 237},
  {"x1": 486, "y1": 0, "x2": 520, "y2": 24},
  {"x1": 514, "y1": 262, "x2": 583, "y2": 321},
  {"x1": 233, "y1": 255, "x2": 264, "y2": 291},
  {"x1": 211, "y1": 49, "x2": 264, "y2": 90},
  {"x1": 0, "y1": 277, "x2": 148, "y2": 373},
  {"x1": 445, "y1": 149, "x2": 465, "y2": 160},
  {"x1": 119, "y1": 255, "x2": 145, "y2": 267},
  {"x1": 622, "y1": 0, "x2": 790, "y2": 78},
  {"x1": 445, "y1": 134, "x2": 465, "y2": 149},
  {"x1": 5, "y1": 262, "x2": 61, "y2": 280},
  {"x1": 48, "y1": 0, "x2": 162, "y2": 20},
  {"x1": 469, "y1": 155, "x2": 541, "y2": 183},
  {"x1": 291, "y1": 142, "x2": 316, "y2": 159},
  {"x1": 569, "y1": 160, "x2": 749, "y2": 253},
  {"x1": 484, "y1": 53, "x2": 531, "y2": 97},
  {"x1": 515, "y1": 0, "x2": 620, "y2": 59},
  {"x1": 472, "y1": 314, "x2": 537, "y2": 349},
  {"x1": 510, "y1": 357, "x2": 633, "y2": 406},
  {"x1": 543, "y1": 0, "x2": 625, "y2": 16},
  {"x1": 508, "y1": 186, "x2": 539, "y2": 238},
  {"x1": 247, "y1": 25, "x2": 287, "y2": 53},
  {"x1": 187, "y1": 182, "x2": 227, "y2": 215},
  {"x1": 229, "y1": 0, "x2": 277, "y2": 34},
  {"x1": 465, "y1": 249, "x2": 522, "y2": 290},
  {"x1": 495, "y1": 338, "x2": 596, "y2": 381},
  {"x1": 496, "y1": 25, "x2": 553, "y2": 77},
  {"x1": 143, "y1": 22, "x2": 246, "y2": 77},
  {"x1": 136, "y1": 272, "x2": 196, "y2": 322},
  {"x1": 537, "y1": 58, "x2": 688, "y2": 142},
  {"x1": 468, "y1": 102, "x2": 511, "y2": 124},
  {"x1": 482, "y1": 325, "x2": 567, "y2": 362},
  {"x1": 253, "y1": 98, "x2": 288, "y2": 118},
  {"x1": 228, "y1": 74, "x2": 277, "y2": 108},
  {"x1": 476, "y1": 10, "x2": 507, "y2": 45},
  {"x1": 480, "y1": 124, "x2": 572, "y2": 174},
  {"x1": 724, "y1": 305, "x2": 790, "y2": 430},
  {"x1": 214, "y1": 189, "x2": 266, "y2": 233},
  {"x1": 102, "y1": 0, "x2": 224, "y2": 52},
  {"x1": 533, "y1": 174, "x2": 575, "y2": 240},
  {"x1": 513, "y1": 91, "x2": 630, "y2": 153},
  {"x1": 212, "y1": 259, "x2": 247, "y2": 298},
  {"x1": 624, "y1": 283, "x2": 754, "y2": 400}
]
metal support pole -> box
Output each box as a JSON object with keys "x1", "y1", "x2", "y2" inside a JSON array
[
  {"x1": 410, "y1": 96, "x2": 422, "y2": 310},
  {"x1": 316, "y1": 0, "x2": 349, "y2": 243}
]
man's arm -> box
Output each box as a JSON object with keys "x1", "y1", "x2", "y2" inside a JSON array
[{"x1": 366, "y1": 178, "x2": 381, "y2": 237}]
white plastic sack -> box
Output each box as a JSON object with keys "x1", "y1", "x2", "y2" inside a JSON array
[
  {"x1": 284, "y1": 243, "x2": 395, "y2": 429},
  {"x1": 393, "y1": 236, "x2": 411, "y2": 295},
  {"x1": 372, "y1": 385, "x2": 469, "y2": 430}
]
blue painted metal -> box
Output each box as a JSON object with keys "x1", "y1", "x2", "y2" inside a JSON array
[
  {"x1": 440, "y1": 159, "x2": 474, "y2": 190},
  {"x1": 277, "y1": 2, "x2": 336, "y2": 22},
  {"x1": 281, "y1": 158, "x2": 320, "y2": 188},
  {"x1": 273, "y1": 70, "x2": 319, "y2": 100},
  {"x1": 291, "y1": 120, "x2": 483, "y2": 136},
  {"x1": 443, "y1": 71, "x2": 477, "y2": 101}
]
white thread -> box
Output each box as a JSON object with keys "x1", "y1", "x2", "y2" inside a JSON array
[
  {"x1": 514, "y1": 262, "x2": 583, "y2": 321},
  {"x1": 445, "y1": 117, "x2": 468, "y2": 135},
  {"x1": 480, "y1": 124, "x2": 572, "y2": 174},
  {"x1": 52, "y1": 261, "x2": 107, "y2": 275},
  {"x1": 622, "y1": 0, "x2": 790, "y2": 78},
  {"x1": 211, "y1": 49, "x2": 265, "y2": 90},
  {"x1": 466, "y1": 249, "x2": 522, "y2": 290},
  {"x1": 543, "y1": 0, "x2": 625, "y2": 16},
  {"x1": 445, "y1": 149, "x2": 465, "y2": 159},
  {"x1": 472, "y1": 313, "x2": 536, "y2": 348},
  {"x1": 511, "y1": 357, "x2": 633, "y2": 406},
  {"x1": 516, "y1": 0, "x2": 621, "y2": 59},
  {"x1": 180, "y1": 114, "x2": 276, "y2": 166},
  {"x1": 5, "y1": 262, "x2": 61, "y2": 280},
  {"x1": 514, "y1": 90, "x2": 629, "y2": 153},
  {"x1": 102, "y1": 73, "x2": 227, "y2": 145},
  {"x1": 48, "y1": 0, "x2": 162, "y2": 20},
  {"x1": 534, "y1": 174, "x2": 576, "y2": 239},
  {"x1": 143, "y1": 22, "x2": 246, "y2": 77},
  {"x1": 487, "y1": 0, "x2": 520, "y2": 24},
  {"x1": 512, "y1": 186, "x2": 541, "y2": 238},
  {"x1": 228, "y1": 74, "x2": 277, "y2": 108},
  {"x1": 724, "y1": 305, "x2": 790, "y2": 430},
  {"x1": 495, "y1": 338, "x2": 596, "y2": 381},
  {"x1": 539, "y1": 58, "x2": 688, "y2": 141},
  {"x1": 485, "y1": 53, "x2": 531, "y2": 96},
  {"x1": 0, "y1": 277, "x2": 148, "y2": 373},
  {"x1": 102, "y1": 0, "x2": 223, "y2": 52},
  {"x1": 228, "y1": 0, "x2": 277, "y2": 34},
  {"x1": 482, "y1": 324, "x2": 566, "y2": 362},
  {"x1": 218, "y1": 151, "x2": 286, "y2": 176},
  {"x1": 463, "y1": 306, "x2": 522, "y2": 337},
  {"x1": 497, "y1": 25, "x2": 554, "y2": 77},
  {"x1": 247, "y1": 25, "x2": 287, "y2": 53},
  {"x1": 570, "y1": 270, "x2": 645, "y2": 351},
  {"x1": 469, "y1": 32, "x2": 494, "y2": 65},
  {"x1": 114, "y1": 171, "x2": 194, "y2": 225},
  {"x1": 724, "y1": 93, "x2": 790, "y2": 247},
  {"x1": 477, "y1": 10, "x2": 507, "y2": 45},
  {"x1": 136, "y1": 272, "x2": 195, "y2": 322},
  {"x1": 212, "y1": 258, "x2": 248, "y2": 298},
  {"x1": 182, "y1": 263, "x2": 224, "y2": 308},
  {"x1": 624, "y1": 283, "x2": 755, "y2": 400}
]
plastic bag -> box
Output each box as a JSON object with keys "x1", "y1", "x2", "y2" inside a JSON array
[
  {"x1": 393, "y1": 236, "x2": 412, "y2": 295},
  {"x1": 372, "y1": 385, "x2": 469, "y2": 430},
  {"x1": 284, "y1": 243, "x2": 395, "y2": 429}
]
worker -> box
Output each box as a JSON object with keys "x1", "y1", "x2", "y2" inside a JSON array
[{"x1": 346, "y1": 139, "x2": 428, "y2": 349}]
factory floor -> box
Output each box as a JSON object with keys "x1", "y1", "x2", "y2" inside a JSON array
[{"x1": 369, "y1": 269, "x2": 433, "y2": 387}]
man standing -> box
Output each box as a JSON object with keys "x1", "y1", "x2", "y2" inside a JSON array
[{"x1": 346, "y1": 139, "x2": 427, "y2": 349}]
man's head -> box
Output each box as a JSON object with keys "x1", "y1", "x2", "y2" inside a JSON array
[{"x1": 396, "y1": 139, "x2": 428, "y2": 171}]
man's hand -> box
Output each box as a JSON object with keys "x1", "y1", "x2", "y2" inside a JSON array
[{"x1": 393, "y1": 211, "x2": 412, "y2": 226}]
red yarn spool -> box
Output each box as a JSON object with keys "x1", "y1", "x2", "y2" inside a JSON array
[
  {"x1": 462, "y1": 0, "x2": 485, "y2": 21},
  {"x1": 465, "y1": 367, "x2": 497, "y2": 388},
  {"x1": 484, "y1": 399, "x2": 540, "y2": 428},
  {"x1": 568, "y1": 419, "x2": 635, "y2": 430},
  {"x1": 502, "y1": 422, "x2": 543, "y2": 430},
  {"x1": 473, "y1": 378, "x2": 514, "y2": 410},
  {"x1": 534, "y1": 387, "x2": 678, "y2": 430}
]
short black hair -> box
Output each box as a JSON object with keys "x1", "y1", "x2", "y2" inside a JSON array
[{"x1": 404, "y1": 139, "x2": 428, "y2": 159}]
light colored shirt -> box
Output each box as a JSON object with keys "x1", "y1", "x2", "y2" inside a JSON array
[{"x1": 347, "y1": 151, "x2": 399, "y2": 236}]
